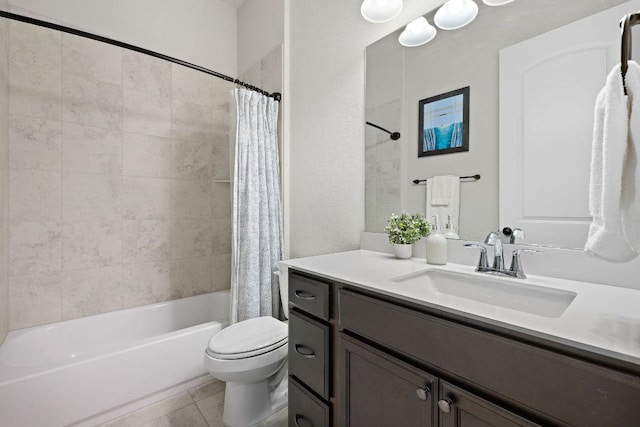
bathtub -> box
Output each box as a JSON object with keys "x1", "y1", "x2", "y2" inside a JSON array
[{"x1": 0, "y1": 291, "x2": 230, "y2": 427}]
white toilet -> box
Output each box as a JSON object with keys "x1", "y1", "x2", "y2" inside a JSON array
[{"x1": 204, "y1": 269, "x2": 289, "y2": 427}]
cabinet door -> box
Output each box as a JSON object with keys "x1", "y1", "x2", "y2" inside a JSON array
[
  {"x1": 340, "y1": 333, "x2": 437, "y2": 427},
  {"x1": 438, "y1": 382, "x2": 539, "y2": 427}
]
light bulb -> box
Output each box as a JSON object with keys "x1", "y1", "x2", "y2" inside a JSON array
[
  {"x1": 434, "y1": 0, "x2": 478, "y2": 30},
  {"x1": 361, "y1": 0, "x2": 403, "y2": 23},
  {"x1": 398, "y1": 17, "x2": 437, "y2": 47}
]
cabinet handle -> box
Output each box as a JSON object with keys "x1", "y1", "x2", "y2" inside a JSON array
[
  {"x1": 438, "y1": 398, "x2": 453, "y2": 414},
  {"x1": 295, "y1": 414, "x2": 313, "y2": 427},
  {"x1": 415, "y1": 386, "x2": 430, "y2": 401},
  {"x1": 294, "y1": 344, "x2": 316, "y2": 358},
  {"x1": 294, "y1": 290, "x2": 316, "y2": 300}
]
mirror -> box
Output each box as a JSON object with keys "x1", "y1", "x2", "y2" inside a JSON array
[{"x1": 365, "y1": 0, "x2": 637, "y2": 247}]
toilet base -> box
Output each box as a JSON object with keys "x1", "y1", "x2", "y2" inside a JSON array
[{"x1": 222, "y1": 368, "x2": 288, "y2": 427}]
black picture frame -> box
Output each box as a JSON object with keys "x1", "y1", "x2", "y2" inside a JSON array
[{"x1": 418, "y1": 86, "x2": 470, "y2": 157}]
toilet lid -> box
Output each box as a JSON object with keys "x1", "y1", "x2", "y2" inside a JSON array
[{"x1": 207, "y1": 316, "x2": 288, "y2": 359}]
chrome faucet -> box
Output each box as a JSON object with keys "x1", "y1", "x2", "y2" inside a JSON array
[
  {"x1": 484, "y1": 231, "x2": 505, "y2": 271},
  {"x1": 464, "y1": 231, "x2": 541, "y2": 279}
]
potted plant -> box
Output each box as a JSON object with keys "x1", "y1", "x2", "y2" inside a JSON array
[{"x1": 384, "y1": 212, "x2": 431, "y2": 259}]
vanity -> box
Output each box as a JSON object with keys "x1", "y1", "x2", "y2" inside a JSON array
[{"x1": 283, "y1": 250, "x2": 640, "y2": 426}]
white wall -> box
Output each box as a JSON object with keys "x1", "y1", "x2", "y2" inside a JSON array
[
  {"x1": 237, "y1": 0, "x2": 284, "y2": 76},
  {"x1": 8, "y1": 0, "x2": 238, "y2": 76},
  {"x1": 285, "y1": 0, "x2": 446, "y2": 258}
]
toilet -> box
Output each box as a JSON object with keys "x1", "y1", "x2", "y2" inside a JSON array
[{"x1": 204, "y1": 269, "x2": 289, "y2": 427}]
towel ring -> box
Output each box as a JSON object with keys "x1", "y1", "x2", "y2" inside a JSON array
[{"x1": 621, "y1": 14, "x2": 633, "y2": 93}]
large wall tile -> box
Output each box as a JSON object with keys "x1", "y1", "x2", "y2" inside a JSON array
[
  {"x1": 123, "y1": 177, "x2": 171, "y2": 220},
  {"x1": 122, "y1": 220, "x2": 170, "y2": 264},
  {"x1": 9, "y1": 115, "x2": 62, "y2": 171},
  {"x1": 62, "y1": 173, "x2": 122, "y2": 221},
  {"x1": 63, "y1": 74, "x2": 123, "y2": 130},
  {"x1": 170, "y1": 256, "x2": 212, "y2": 299},
  {"x1": 10, "y1": 169, "x2": 61, "y2": 222},
  {"x1": 122, "y1": 261, "x2": 171, "y2": 308},
  {"x1": 172, "y1": 64, "x2": 213, "y2": 106},
  {"x1": 212, "y1": 107, "x2": 231, "y2": 140},
  {"x1": 62, "y1": 266, "x2": 123, "y2": 319},
  {"x1": 10, "y1": 61, "x2": 62, "y2": 120},
  {"x1": 123, "y1": 88, "x2": 171, "y2": 137},
  {"x1": 123, "y1": 50, "x2": 171, "y2": 98},
  {"x1": 9, "y1": 21, "x2": 61, "y2": 69},
  {"x1": 211, "y1": 183, "x2": 231, "y2": 220},
  {"x1": 171, "y1": 179, "x2": 211, "y2": 220},
  {"x1": 211, "y1": 218, "x2": 231, "y2": 255},
  {"x1": 9, "y1": 272, "x2": 61, "y2": 329},
  {"x1": 62, "y1": 33, "x2": 122, "y2": 85},
  {"x1": 172, "y1": 139, "x2": 213, "y2": 180},
  {"x1": 212, "y1": 139, "x2": 230, "y2": 180},
  {"x1": 123, "y1": 132, "x2": 171, "y2": 178},
  {"x1": 211, "y1": 254, "x2": 231, "y2": 291},
  {"x1": 172, "y1": 100, "x2": 212, "y2": 142},
  {"x1": 63, "y1": 221, "x2": 122, "y2": 270},
  {"x1": 63, "y1": 123, "x2": 122, "y2": 175},
  {"x1": 211, "y1": 78, "x2": 234, "y2": 110},
  {"x1": 171, "y1": 220, "x2": 212, "y2": 259},
  {"x1": 9, "y1": 221, "x2": 62, "y2": 275}
]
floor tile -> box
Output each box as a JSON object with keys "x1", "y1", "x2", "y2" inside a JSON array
[
  {"x1": 188, "y1": 379, "x2": 225, "y2": 402},
  {"x1": 195, "y1": 390, "x2": 225, "y2": 427},
  {"x1": 99, "y1": 392, "x2": 193, "y2": 427},
  {"x1": 141, "y1": 404, "x2": 208, "y2": 427}
]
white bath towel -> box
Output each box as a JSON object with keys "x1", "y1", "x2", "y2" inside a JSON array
[
  {"x1": 585, "y1": 61, "x2": 640, "y2": 261},
  {"x1": 426, "y1": 175, "x2": 460, "y2": 230}
]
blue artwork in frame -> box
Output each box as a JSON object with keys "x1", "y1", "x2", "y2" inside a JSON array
[{"x1": 418, "y1": 86, "x2": 470, "y2": 157}]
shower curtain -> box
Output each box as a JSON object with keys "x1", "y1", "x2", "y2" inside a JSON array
[{"x1": 231, "y1": 88, "x2": 283, "y2": 323}]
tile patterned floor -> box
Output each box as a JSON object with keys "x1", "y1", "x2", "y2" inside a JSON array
[{"x1": 99, "y1": 379, "x2": 287, "y2": 427}]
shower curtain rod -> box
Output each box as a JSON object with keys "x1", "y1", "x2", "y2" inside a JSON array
[{"x1": 0, "y1": 10, "x2": 282, "y2": 101}]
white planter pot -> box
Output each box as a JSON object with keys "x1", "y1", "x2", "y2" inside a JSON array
[{"x1": 392, "y1": 243, "x2": 412, "y2": 259}]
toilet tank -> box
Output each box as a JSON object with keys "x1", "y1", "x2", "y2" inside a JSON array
[{"x1": 276, "y1": 265, "x2": 289, "y2": 319}]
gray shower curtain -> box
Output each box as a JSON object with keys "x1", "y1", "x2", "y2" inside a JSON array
[{"x1": 231, "y1": 88, "x2": 283, "y2": 323}]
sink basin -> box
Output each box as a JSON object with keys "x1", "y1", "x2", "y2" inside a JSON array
[{"x1": 392, "y1": 269, "x2": 577, "y2": 318}]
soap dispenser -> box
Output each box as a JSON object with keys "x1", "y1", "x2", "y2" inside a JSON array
[
  {"x1": 426, "y1": 215, "x2": 447, "y2": 265},
  {"x1": 443, "y1": 214, "x2": 460, "y2": 239}
]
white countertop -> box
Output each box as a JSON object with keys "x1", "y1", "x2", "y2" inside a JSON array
[{"x1": 280, "y1": 249, "x2": 640, "y2": 369}]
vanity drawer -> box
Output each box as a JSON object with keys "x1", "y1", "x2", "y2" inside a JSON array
[
  {"x1": 289, "y1": 376, "x2": 329, "y2": 427},
  {"x1": 289, "y1": 272, "x2": 330, "y2": 321},
  {"x1": 340, "y1": 288, "x2": 640, "y2": 427},
  {"x1": 289, "y1": 309, "x2": 330, "y2": 399}
]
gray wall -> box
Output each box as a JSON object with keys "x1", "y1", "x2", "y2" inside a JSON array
[{"x1": 5, "y1": 20, "x2": 233, "y2": 330}]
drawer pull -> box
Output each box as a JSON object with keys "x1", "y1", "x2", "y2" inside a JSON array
[
  {"x1": 294, "y1": 290, "x2": 316, "y2": 300},
  {"x1": 416, "y1": 386, "x2": 430, "y2": 401},
  {"x1": 295, "y1": 414, "x2": 313, "y2": 427},
  {"x1": 294, "y1": 344, "x2": 316, "y2": 358},
  {"x1": 438, "y1": 398, "x2": 453, "y2": 414}
]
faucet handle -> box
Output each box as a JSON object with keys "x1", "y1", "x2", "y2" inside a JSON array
[
  {"x1": 510, "y1": 249, "x2": 541, "y2": 279},
  {"x1": 464, "y1": 243, "x2": 489, "y2": 271}
]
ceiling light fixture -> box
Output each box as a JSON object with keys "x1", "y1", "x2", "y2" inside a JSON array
[
  {"x1": 434, "y1": 0, "x2": 478, "y2": 30},
  {"x1": 361, "y1": 0, "x2": 403, "y2": 23},
  {"x1": 482, "y1": 0, "x2": 514, "y2": 5},
  {"x1": 398, "y1": 17, "x2": 437, "y2": 47}
]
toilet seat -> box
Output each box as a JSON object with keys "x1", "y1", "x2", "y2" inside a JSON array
[{"x1": 206, "y1": 316, "x2": 288, "y2": 360}]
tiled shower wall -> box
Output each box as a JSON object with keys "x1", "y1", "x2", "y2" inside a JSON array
[
  {"x1": 365, "y1": 99, "x2": 401, "y2": 232},
  {"x1": 0, "y1": 8, "x2": 9, "y2": 343},
  {"x1": 7, "y1": 20, "x2": 234, "y2": 330}
]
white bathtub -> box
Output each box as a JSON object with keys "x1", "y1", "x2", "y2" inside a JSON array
[{"x1": 0, "y1": 291, "x2": 229, "y2": 427}]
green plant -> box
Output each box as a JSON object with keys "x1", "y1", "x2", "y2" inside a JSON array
[{"x1": 384, "y1": 212, "x2": 431, "y2": 245}]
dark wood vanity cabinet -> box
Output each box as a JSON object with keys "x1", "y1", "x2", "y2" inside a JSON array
[
  {"x1": 288, "y1": 269, "x2": 640, "y2": 427},
  {"x1": 288, "y1": 271, "x2": 336, "y2": 427}
]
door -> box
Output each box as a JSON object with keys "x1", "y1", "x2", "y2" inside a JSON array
[
  {"x1": 499, "y1": 3, "x2": 627, "y2": 248},
  {"x1": 340, "y1": 333, "x2": 437, "y2": 427},
  {"x1": 438, "y1": 381, "x2": 539, "y2": 427}
]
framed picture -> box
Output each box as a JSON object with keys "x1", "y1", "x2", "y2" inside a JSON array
[{"x1": 418, "y1": 86, "x2": 470, "y2": 157}]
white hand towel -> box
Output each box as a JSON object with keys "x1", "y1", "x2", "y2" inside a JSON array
[
  {"x1": 431, "y1": 175, "x2": 457, "y2": 206},
  {"x1": 426, "y1": 175, "x2": 460, "y2": 231},
  {"x1": 622, "y1": 61, "x2": 640, "y2": 252},
  {"x1": 585, "y1": 62, "x2": 638, "y2": 261}
]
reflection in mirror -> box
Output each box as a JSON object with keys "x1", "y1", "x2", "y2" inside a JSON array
[{"x1": 365, "y1": 0, "x2": 638, "y2": 248}]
